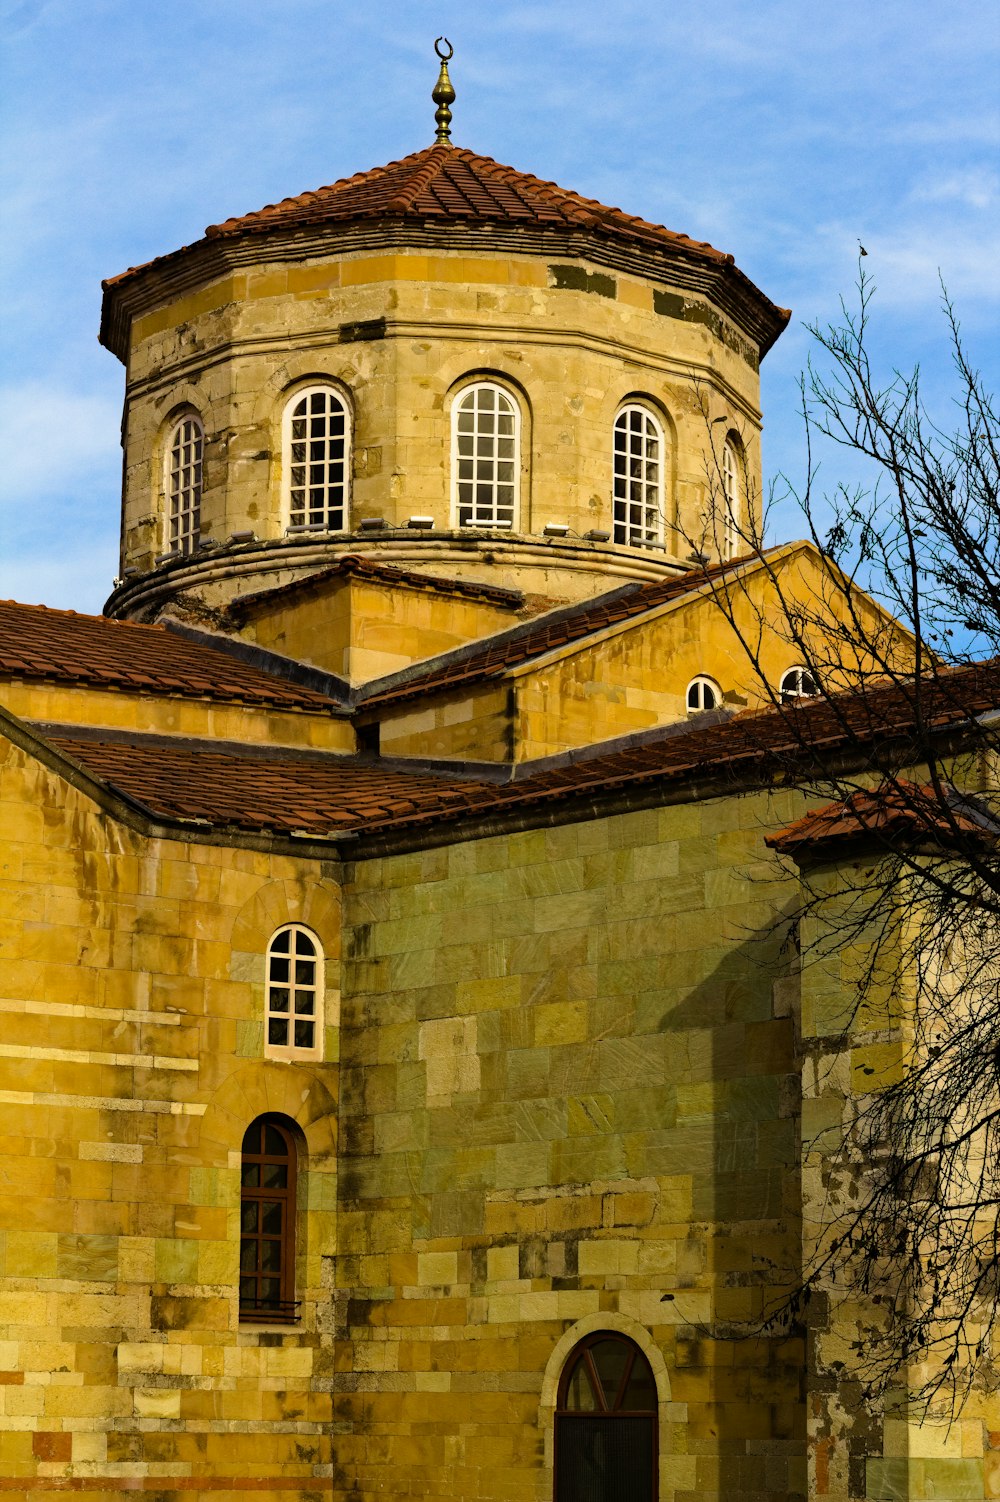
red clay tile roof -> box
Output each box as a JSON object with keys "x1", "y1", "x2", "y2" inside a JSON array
[
  {"x1": 224, "y1": 554, "x2": 524, "y2": 628},
  {"x1": 101, "y1": 146, "x2": 791, "y2": 351},
  {"x1": 767, "y1": 781, "x2": 1000, "y2": 856},
  {"x1": 0, "y1": 600, "x2": 339, "y2": 711},
  {"x1": 358, "y1": 555, "x2": 757, "y2": 710},
  {"x1": 43, "y1": 734, "x2": 491, "y2": 834},
  {"x1": 103, "y1": 145, "x2": 737, "y2": 290},
  {"x1": 34, "y1": 659, "x2": 1000, "y2": 843},
  {"x1": 201, "y1": 145, "x2": 733, "y2": 264}
]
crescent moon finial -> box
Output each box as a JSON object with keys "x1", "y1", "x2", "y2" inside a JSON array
[{"x1": 432, "y1": 39, "x2": 456, "y2": 144}]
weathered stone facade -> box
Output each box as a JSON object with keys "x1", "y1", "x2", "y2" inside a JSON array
[
  {"x1": 0, "y1": 730, "x2": 808, "y2": 1499},
  {"x1": 2, "y1": 122, "x2": 995, "y2": 1502}
]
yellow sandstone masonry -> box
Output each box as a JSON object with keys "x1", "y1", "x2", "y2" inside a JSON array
[
  {"x1": 2, "y1": 680, "x2": 354, "y2": 752},
  {"x1": 0, "y1": 741, "x2": 341, "y2": 1499},
  {"x1": 1, "y1": 724, "x2": 815, "y2": 1499},
  {"x1": 115, "y1": 245, "x2": 764, "y2": 604},
  {"x1": 235, "y1": 567, "x2": 528, "y2": 684},
  {"x1": 6, "y1": 118, "x2": 971, "y2": 1502}
]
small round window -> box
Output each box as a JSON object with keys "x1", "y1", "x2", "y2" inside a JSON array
[
  {"x1": 780, "y1": 666, "x2": 819, "y2": 702},
  {"x1": 686, "y1": 677, "x2": 720, "y2": 714}
]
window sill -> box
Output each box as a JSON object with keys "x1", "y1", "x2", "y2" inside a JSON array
[{"x1": 239, "y1": 1306, "x2": 300, "y2": 1326}]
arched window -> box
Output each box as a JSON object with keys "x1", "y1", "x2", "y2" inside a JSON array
[
  {"x1": 686, "y1": 676, "x2": 720, "y2": 714},
  {"x1": 265, "y1": 925, "x2": 323, "y2": 1060},
  {"x1": 613, "y1": 405, "x2": 664, "y2": 550},
  {"x1": 166, "y1": 415, "x2": 203, "y2": 555},
  {"x1": 239, "y1": 1116, "x2": 298, "y2": 1322},
  {"x1": 722, "y1": 440, "x2": 741, "y2": 559},
  {"x1": 780, "y1": 665, "x2": 819, "y2": 702},
  {"x1": 555, "y1": 1331, "x2": 658, "y2": 1501},
  {"x1": 452, "y1": 382, "x2": 520, "y2": 529},
  {"x1": 283, "y1": 386, "x2": 350, "y2": 531}
]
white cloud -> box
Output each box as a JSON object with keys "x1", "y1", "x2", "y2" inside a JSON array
[
  {"x1": 911, "y1": 169, "x2": 999, "y2": 211},
  {"x1": 874, "y1": 234, "x2": 1000, "y2": 307},
  {"x1": 888, "y1": 114, "x2": 1000, "y2": 149}
]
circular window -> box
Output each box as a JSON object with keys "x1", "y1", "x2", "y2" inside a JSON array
[
  {"x1": 780, "y1": 666, "x2": 819, "y2": 702},
  {"x1": 686, "y1": 676, "x2": 720, "y2": 714}
]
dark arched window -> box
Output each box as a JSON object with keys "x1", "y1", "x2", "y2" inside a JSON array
[
  {"x1": 555, "y1": 1331, "x2": 658, "y2": 1502},
  {"x1": 686, "y1": 676, "x2": 720, "y2": 715},
  {"x1": 722, "y1": 439, "x2": 742, "y2": 560},
  {"x1": 780, "y1": 665, "x2": 819, "y2": 702},
  {"x1": 239, "y1": 1116, "x2": 298, "y2": 1322}
]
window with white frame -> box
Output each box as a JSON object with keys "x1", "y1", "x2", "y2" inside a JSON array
[
  {"x1": 722, "y1": 440, "x2": 741, "y2": 559},
  {"x1": 452, "y1": 382, "x2": 520, "y2": 529},
  {"x1": 283, "y1": 387, "x2": 350, "y2": 531},
  {"x1": 686, "y1": 676, "x2": 720, "y2": 714},
  {"x1": 780, "y1": 666, "x2": 819, "y2": 702},
  {"x1": 166, "y1": 415, "x2": 203, "y2": 555},
  {"x1": 265, "y1": 926, "x2": 323, "y2": 1059},
  {"x1": 613, "y1": 405, "x2": 664, "y2": 549}
]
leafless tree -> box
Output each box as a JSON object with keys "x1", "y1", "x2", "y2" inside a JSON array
[{"x1": 688, "y1": 270, "x2": 1000, "y2": 1414}]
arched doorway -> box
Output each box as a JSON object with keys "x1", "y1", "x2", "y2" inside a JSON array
[{"x1": 554, "y1": 1330, "x2": 658, "y2": 1500}]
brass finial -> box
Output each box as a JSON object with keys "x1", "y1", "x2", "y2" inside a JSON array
[{"x1": 432, "y1": 37, "x2": 455, "y2": 144}]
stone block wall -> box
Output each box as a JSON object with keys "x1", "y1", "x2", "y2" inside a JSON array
[
  {"x1": 0, "y1": 739, "x2": 342, "y2": 1499},
  {"x1": 117, "y1": 248, "x2": 764, "y2": 587},
  {"x1": 797, "y1": 863, "x2": 1000, "y2": 1501},
  {"x1": 335, "y1": 792, "x2": 808, "y2": 1500}
]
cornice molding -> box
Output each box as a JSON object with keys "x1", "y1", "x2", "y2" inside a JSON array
[
  {"x1": 104, "y1": 530, "x2": 692, "y2": 621},
  {"x1": 101, "y1": 220, "x2": 788, "y2": 367}
]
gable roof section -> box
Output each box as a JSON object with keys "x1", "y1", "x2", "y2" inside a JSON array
[
  {"x1": 0, "y1": 599, "x2": 341, "y2": 712},
  {"x1": 224, "y1": 554, "x2": 525, "y2": 628},
  {"x1": 767, "y1": 781, "x2": 1000, "y2": 857},
  {"x1": 19, "y1": 657, "x2": 1000, "y2": 846},
  {"x1": 357, "y1": 552, "x2": 769, "y2": 710}
]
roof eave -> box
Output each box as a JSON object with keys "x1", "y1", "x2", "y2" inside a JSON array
[{"x1": 100, "y1": 216, "x2": 789, "y2": 367}]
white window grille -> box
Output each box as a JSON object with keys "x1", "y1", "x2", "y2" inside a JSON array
[
  {"x1": 686, "y1": 677, "x2": 720, "y2": 714},
  {"x1": 265, "y1": 926, "x2": 323, "y2": 1059},
  {"x1": 780, "y1": 666, "x2": 819, "y2": 702},
  {"x1": 167, "y1": 415, "x2": 203, "y2": 555},
  {"x1": 452, "y1": 383, "x2": 519, "y2": 529},
  {"x1": 613, "y1": 405, "x2": 664, "y2": 549},
  {"x1": 284, "y1": 387, "x2": 349, "y2": 531},
  {"x1": 722, "y1": 441, "x2": 741, "y2": 559}
]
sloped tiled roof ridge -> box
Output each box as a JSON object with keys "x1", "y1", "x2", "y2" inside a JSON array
[
  {"x1": 200, "y1": 143, "x2": 732, "y2": 266},
  {"x1": 0, "y1": 599, "x2": 342, "y2": 711},
  {"x1": 767, "y1": 781, "x2": 1000, "y2": 856},
  {"x1": 28, "y1": 657, "x2": 1000, "y2": 845},
  {"x1": 357, "y1": 552, "x2": 763, "y2": 711}
]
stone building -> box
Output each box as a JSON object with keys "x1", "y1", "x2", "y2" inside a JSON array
[{"x1": 1, "y1": 57, "x2": 997, "y2": 1502}]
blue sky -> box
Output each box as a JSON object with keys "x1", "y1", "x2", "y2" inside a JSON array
[{"x1": 1, "y1": 0, "x2": 997, "y2": 612}]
